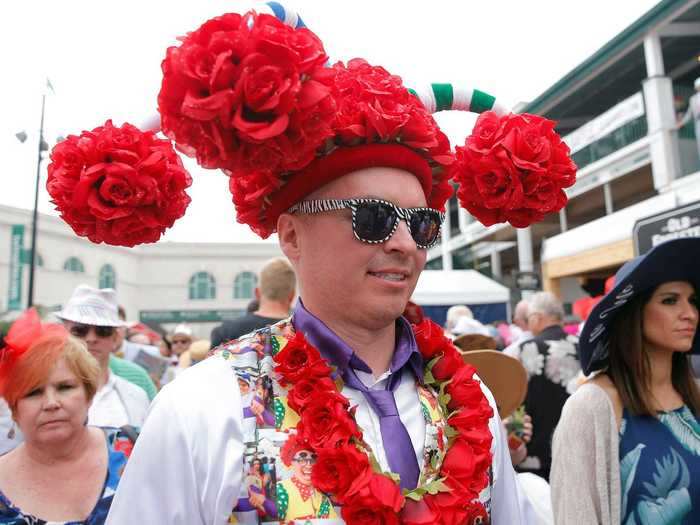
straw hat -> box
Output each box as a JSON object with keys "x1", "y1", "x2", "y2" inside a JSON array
[{"x1": 456, "y1": 345, "x2": 528, "y2": 418}]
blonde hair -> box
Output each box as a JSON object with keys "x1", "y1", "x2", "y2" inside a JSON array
[
  {"x1": 4, "y1": 335, "x2": 100, "y2": 411},
  {"x1": 259, "y1": 258, "x2": 296, "y2": 301}
]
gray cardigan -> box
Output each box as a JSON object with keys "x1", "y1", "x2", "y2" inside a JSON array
[{"x1": 550, "y1": 383, "x2": 621, "y2": 525}]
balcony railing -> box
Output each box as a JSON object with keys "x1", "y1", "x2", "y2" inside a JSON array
[{"x1": 570, "y1": 115, "x2": 648, "y2": 171}]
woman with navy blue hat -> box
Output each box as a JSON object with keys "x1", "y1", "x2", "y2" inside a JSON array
[{"x1": 551, "y1": 237, "x2": 700, "y2": 525}]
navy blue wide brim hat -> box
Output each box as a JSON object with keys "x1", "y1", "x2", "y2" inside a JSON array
[{"x1": 579, "y1": 237, "x2": 700, "y2": 375}]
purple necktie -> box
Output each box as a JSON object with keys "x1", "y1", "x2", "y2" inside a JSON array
[{"x1": 343, "y1": 368, "x2": 420, "y2": 490}]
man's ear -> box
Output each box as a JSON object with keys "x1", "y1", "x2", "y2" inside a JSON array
[
  {"x1": 277, "y1": 213, "x2": 302, "y2": 264},
  {"x1": 254, "y1": 287, "x2": 261, "y2": 301}
]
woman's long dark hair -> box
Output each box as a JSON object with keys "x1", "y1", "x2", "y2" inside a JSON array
[{"x1": 607, "y1": 288, "x2": 700, "y2": 416}]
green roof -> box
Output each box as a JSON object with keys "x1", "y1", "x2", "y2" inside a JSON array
[{"x1": 523, "y1": 0, "x2": 693, "y2": 115}]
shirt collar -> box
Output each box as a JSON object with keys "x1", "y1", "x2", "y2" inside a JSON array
[{"x1": 291, "y1": 299, "x2": 424, "y2": 381}]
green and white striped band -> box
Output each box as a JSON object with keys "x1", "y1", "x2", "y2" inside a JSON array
[{"x1": 409, "y1": 84, "x2": 507, "y2": 116}]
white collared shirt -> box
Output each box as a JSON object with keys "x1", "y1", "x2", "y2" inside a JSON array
[{"x1": 88, "y1": 372, "x2": 130, "y2": 428}]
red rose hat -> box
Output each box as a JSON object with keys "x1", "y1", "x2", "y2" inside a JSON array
[
  {"x1": 49, "y1": 3, "x2": 576, "y2": 248},
  {"x1": 156, "y1": 8, "x2": 576, "y2": 239}
]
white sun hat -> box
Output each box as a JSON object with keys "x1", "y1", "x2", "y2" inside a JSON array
[{"x1": 55, "y1": 284, "x2": 124, "y2": 327}]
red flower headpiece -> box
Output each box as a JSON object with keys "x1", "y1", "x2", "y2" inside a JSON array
[
  {"x1": 157, "y1": 11, "x2": 454, "y2": 238},
  {"x1": 157, "y1": 10, "x2": 575, "y2": 238},
  {"x1": 50, "y1": 6, "x2": 576, "y2": 247},
  {"x1": 46, "y1": 120, "x2": 192, "y2": 247},
  {"x1": 0, "y1": 309, "x2": 67, "y2": 387}
]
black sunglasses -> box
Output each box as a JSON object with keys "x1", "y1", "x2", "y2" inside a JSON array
[
  {"x1": 288, "y1": 198, "x2": 444, "y2": 249},
  {"x1": 69, "y1": 324, "x2": 117, "y2": 338}
]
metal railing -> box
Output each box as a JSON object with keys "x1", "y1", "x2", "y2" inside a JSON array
[{"x1": 570, "y1": 116, "x2": 648, "y2": 171}]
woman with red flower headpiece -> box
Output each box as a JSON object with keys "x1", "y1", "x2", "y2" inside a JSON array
[{"x1": 0, "y1": 309, "x2": 135, "y2": 524}]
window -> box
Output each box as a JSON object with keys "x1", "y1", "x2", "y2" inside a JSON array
[
  {"x1": 99, "y1": 264, "x2": 116, "y2": 289},
  {"x1": 189, "y1": 272, "x2": 216, "y2": 300},
  {"x1": 63, "y1": 257, "x2": 85, "y2": 273},
  {"x1": 234, "y1": 271, "x2": 257, "y2": 299}
]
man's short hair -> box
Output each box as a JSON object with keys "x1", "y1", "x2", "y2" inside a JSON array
[
  {"x1": 445, "y1": 305, "x2": 473, "y2": 331},
  {"x1": 528, "y1": 292, "x2": 564, "y2": 321},
  {"x1": 259, "y1": 258, "x2": 296, "y2": 302}
]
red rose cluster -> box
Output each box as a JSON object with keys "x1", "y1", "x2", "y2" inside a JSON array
[
  {"x1": 273, "y1": 319, "x2": 493, "y2": 525},
  {"x1": 158, "y1": 11, "x2": 336, "y2": 176},
  {"x1": 451, "y1": 111, "x2": 577, "y2": 228},
  {"x1": 46, "y1": 120, "x2": 192, "y2": 247},
  {"x1": 330, "y1": 59, "x2": 454, "y2": 211}
]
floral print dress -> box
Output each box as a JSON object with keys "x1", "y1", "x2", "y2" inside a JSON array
[
  {"x1": 619, "y1": 406, "x2": 700, "y2": 524},
  {"x1": 0, "y1": 428, "x2": 130, "y2": 525}
]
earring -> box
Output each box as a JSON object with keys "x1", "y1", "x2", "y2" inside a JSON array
[{"x1": 7, "y1": 423, "x2": 15, "y2": 440}]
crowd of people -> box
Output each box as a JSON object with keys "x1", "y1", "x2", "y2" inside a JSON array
[
  {"x1": 1, "y1": 4, "x2": 698, "y2": 524},
  {"x1": 1, "y1": 235, "x2": 697, "y2": 524}
]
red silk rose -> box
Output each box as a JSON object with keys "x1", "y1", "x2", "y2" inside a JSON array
[
  {"x1": 445, "y1": 364, "x2": 483, "y2": 411},
  {"x1": 401, "y1": 498, "x2": 442, "y2": 525},
  {"x1": 158, "y1": 11, "x2": 335, "y2": 174},
  {"x1": 451, "y1": 111, "x2": 576, "y2": 228},
  {"x1": 342, "y1": 474, "x2": 404, "y2": 525},
  {"x1": 441, "y1": 438, "x2": 491, "y2": 498},
  {"x1": 286, "y1": 376, "x2": 338, "y2": 414},
  {"x1": 311, "y1": 444, "x2": 372, "y2": 502},
  {"x1": 331, "y1": 59, "x2": 453, "y2": 211},
  {"x1": 46, "y1": 120, "x2": 191, "y2": 247},
  {"x1": 430, "y1": 345, "x2": 464, "y2": 382},
  {"x1": 273, "y1": 332, "x2": 333, "y2": 386},
  {"x1": 295, "y1": 393, "x2": 361, "y2": 448},
  {"x1": 412, "y1": 318, "x2": 452, "y2": 361}
]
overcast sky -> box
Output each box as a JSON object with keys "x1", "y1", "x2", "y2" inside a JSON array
[{"x1": 1, "y1": 0, "x2": 661, "y2": 243}]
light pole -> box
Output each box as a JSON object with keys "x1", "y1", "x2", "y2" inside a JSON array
[{"x1": 16, "y1": 80, "x2": 52, "y2": 308}]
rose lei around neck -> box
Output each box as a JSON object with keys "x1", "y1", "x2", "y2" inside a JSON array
[{"x1": 273, "y1": 318, "x2": 494, "y2": 525}]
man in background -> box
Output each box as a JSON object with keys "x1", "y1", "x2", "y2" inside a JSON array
[
  {"x1": 56, "y1": 285, "x2": 150, "y2": 428},
  {"x1": 210, "y1": 257, "x2": 296, "y2": 348},
  {"x1": 517, "y1": 292, "x2": 580, "y2": 480},
  {"x1": 503, "y1": 299, "x2": 533, "y2": 357}
]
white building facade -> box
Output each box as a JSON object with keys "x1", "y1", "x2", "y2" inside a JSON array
[{"x1": 0, "y1": 205, "x2": 283, "y2": 338}]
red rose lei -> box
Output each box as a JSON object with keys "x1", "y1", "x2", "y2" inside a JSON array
[{"x1": 273, "y1": 318, "x2": 493, "y2": 525}]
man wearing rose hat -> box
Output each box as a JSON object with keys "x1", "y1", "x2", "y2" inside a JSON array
[{"x1": 43, "y1": 8, "x2": 577, "y2": 525}]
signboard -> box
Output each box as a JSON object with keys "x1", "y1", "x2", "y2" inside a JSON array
[
  {"x1": 7, "y1": 225, "x2": 24, "y2": 311},
  {"x1": 515, "y1": 271, "x2": 540, "y2": 291},
  {"x1": 139, "y1": 309, "x2": 245, "y2": 324},
  {"x1": 633, "y1": 200, "x2": 700, "y2": 255}
]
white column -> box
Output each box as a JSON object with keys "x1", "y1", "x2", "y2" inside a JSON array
[
  {"x1": 643, "y1": 33, "x2": 681, "y2": 189},
  {"x1": 517, "y1": 227, "x2": 535, "y2": 298},
  {"x1": 559, "y1": 208, "x2": 568, "y2": 232},
  {"x1": 603, "y1": 183, "x2": 614, "y2": 215},
  {"x1": 490, "y1": 248, "x2": 502, "y2": 280},
  {"x1": 441, "y1": 201, "x2": 453, "y2": 270}
]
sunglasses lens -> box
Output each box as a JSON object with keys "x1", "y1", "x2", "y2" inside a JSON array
[
  {"x1": 70, "y1": 325, "x2": 89, "y2": 338},
  {"x1": 355, "y1": 202, "x2": 397, "y2": 242},
  {"x1": 96, "y1": 326, "x2": 116, "y2": 338},
  {"x1": 410, "y1": 210, "x2": 441, "y2": 247},
  {"x1": 70, "y1": 325, "x2": 114, "y2": 338}
]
